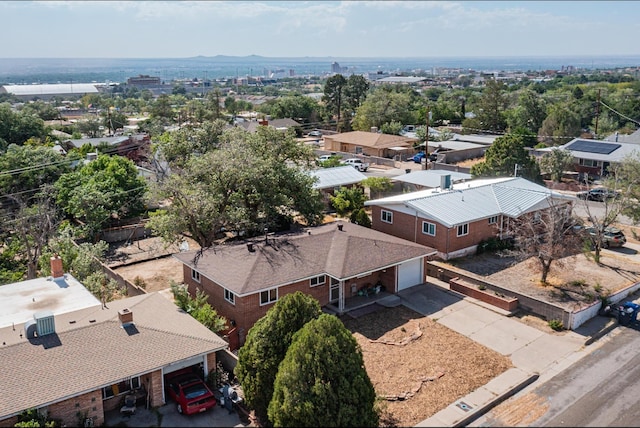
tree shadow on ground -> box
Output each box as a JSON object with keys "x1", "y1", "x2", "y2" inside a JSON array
[{"x1": 341, "y1": 306, "x2": 423, "y2": 341}]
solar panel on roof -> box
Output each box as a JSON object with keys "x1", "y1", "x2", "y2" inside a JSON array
[{"x1": 567, "y1": 140, "x2": 620, "y2": 155}]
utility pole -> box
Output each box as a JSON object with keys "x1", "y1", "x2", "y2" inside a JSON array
[
  {"x1": 595, "y1": 89, "x2": 601, "y2": 137},
  {"x1": 423, "y1": 106, "x2": 430, "y2": 171}
]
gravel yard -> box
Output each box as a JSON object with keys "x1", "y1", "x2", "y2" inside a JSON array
[{"x1": 342, "y1": 306, "x2": 512, "y2": 427}]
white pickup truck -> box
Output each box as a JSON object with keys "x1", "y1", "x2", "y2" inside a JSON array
[{"x1": 342, "y1": 158, "x2": 369, "y2": 172}]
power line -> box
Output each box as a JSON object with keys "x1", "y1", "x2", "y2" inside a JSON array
[{"x1": 599, "y1": 100, "x2": 640, "y2": 127}]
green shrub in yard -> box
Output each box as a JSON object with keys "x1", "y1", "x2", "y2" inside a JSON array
[
  {"x1": 476, "y1": 237, "x2": 514, "y2": 255},
  {"x1": 548, "y1": 319, "x2": 564, "y2": 331}
]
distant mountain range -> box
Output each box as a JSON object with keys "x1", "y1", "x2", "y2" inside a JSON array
[{"x1": 1, "y1": 55, "x2": 639, "y2": 85}]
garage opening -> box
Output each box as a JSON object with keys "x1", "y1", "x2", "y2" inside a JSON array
[{"x1": 397, "y1": 258, "x2": 423, "y2": 291}]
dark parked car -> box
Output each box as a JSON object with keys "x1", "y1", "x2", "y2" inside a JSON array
[
  {"x1": 412, "y1": 151, "x2": 438, "y2": 163},
  {"x1": 576, "y1": 187, "x2": 621, "y2": 202},
  {"x1": 165, "y1": 370, "x2": 217, "y2": 415},
  {"x1": 585, "y1": 226, "x2": 626, "y2": 248}
]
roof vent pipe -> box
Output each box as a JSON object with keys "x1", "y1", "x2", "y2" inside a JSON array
[
  {"x1": 338, "y1": 224, "x2": 343, "y2": 231},
  {"x1": 247, "y1": 243, "x2": 255, "y2": 252}
]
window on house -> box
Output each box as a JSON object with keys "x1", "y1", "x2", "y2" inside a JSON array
[
  {"x1": 102, "y1": 377, "x2": 141, "y2": 400},
  {"x1": 579, "y1": 159, "x2": 599, "y2": 167},
  {"x1": 488, "y1": 216, "x2": 498, "y2": 225},
  {"x1": 224, "y1": 288, "x2": 235, "y2": 304},
  {"x1": 191, "y1": 269, "x2": 201, "y2": 283},
  {"x1": 422, "y1": 221, "x2": 436, "y2": 236},
  {"x1": 310, "y1": 275, "x2": 326, "y2": 287},
  {"x1": 381, "y1": 210, "x2": 393, "y2": 224},
  {"x1": 260, "y1": 288, "x2": 278, "y2": 305},
  {"x1": 457, "y1": 223, "x2": 469, "y2": 237}
]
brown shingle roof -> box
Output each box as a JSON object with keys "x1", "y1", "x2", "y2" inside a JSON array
[
  {"x1": 174, "y1": 222, "x2": 436, "y2": 296},
  {"x1": 323, "y1": 131, "x2": 418, "y2": 150},
  {"x1": 0, "y1": 292, "x2": 227, "y2": 419}
]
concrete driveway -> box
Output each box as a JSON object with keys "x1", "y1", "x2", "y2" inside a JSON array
[{"x1": 104, "y1": 401, "x2": 246, "y2": 427}]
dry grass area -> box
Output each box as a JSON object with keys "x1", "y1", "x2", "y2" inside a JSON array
[{"x1": 342, "y1": 306, "x2": 513, "y2": 427}]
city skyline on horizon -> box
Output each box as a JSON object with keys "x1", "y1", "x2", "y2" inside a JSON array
[{"x1": 0, "y1": 1, "x2": 638, "y2": 59}]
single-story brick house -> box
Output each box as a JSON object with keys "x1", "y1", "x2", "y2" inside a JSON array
[
  {"x1": 323, "y1": 130, "x2": 418, "y2": 158},
  {"x1": 532, "y1": 137, "x2": 640, "y2": 180},
  {"x1": 174, "y1": 222, "x2": 436, "y2": 350},
  {"x1": 0, "y1": 259, "x2": 227, "y2": 427},
  {"x1": 365, "y1": 176, "x2": 576, "y2": 260}
]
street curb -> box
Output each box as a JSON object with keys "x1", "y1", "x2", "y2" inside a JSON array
[
  {"x1": 452, "y1": 372, "x2": 540, "y2": 428},
  {"x1": 584, "y1": 320, "x2": 618, "y2": 346}
]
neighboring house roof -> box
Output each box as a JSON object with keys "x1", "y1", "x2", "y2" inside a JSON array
[
  {"x1": 375, "y1": 76, "x2": 427, "y2": 84},
  {"x1": 452, "y1": 134, "x2": 498, "y2": 145},
  {"x1": 238, "y1": 118, "x2": 300, "y2": 133},
  {"x1": 392, "y1": 170, "x2": 472, "y2": 188},
  {"x1": 0, "y1": 291, "x2": 227, "y2": 419},
  {"x1": 423, "y1": 140, "x2": 486, "y2": 151},
  {"x1": 63, "y1": 136, "x2": 131, "y2": 148},
  {"x1": 309, "y1": 165, "x2": 367, "y2": 189},
  {"x1": 1, "y1": 83, "x2": 100, "y2": 96},
  {"x1": 324, "y1": 131, "x2": 418, "y2": 150},
  {"x1": 604, "y1": 129, "x2": 640, "y2": 144},
  {"x1": 0, "y1": 274, "x2": 100, "y2": 329},
  {"x1": 559, "y1": 138, "x2": 640, "y2": 163},
  {"x1": 174, "y1": 222, "x2": 436, "y2": 296},
  {"x1": 365, "y1": 177, "x2": 575, "y2": 228}
]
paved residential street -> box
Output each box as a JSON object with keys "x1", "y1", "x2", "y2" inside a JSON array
[{"x1": 470, "y1": 323, "x2": 640, "y2": 427}]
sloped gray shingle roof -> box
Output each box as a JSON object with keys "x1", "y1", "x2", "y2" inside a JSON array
[
  {"x1": 0, "y1": 292, "x2": 227, "y2": 419},
  {"x1": 174, "y1": 222, "x2": 436, "y2": 295}
]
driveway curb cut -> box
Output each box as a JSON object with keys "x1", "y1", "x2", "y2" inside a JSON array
[{"x1": 452, "y1": 372, "x2": 540, "y2": 428}]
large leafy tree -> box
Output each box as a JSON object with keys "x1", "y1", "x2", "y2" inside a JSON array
[
  {"x1": 235, "y1": 291, "x2": 322, "y2": 425},
  {"x1": 0, "y1": 144, "x2": 72, "y2": 201},
  {"x1": 148, "y1": 126, "x2": 324, "y2": 250},
  {"x1": 323, "y1": 74, "x2": 347, "y2": 131},
  {"x1": 539, "y1": 148, "x2": 574, "y2": 182},
  {"x1": 471, "y1": 134, "x2": 542, "y2": 183},
  {"x1": 268, "y1": 314, "x2": 379, "y2": 428},
  {"x1": 352, "y1": 85, "x2": 420, "y2": 131},
  {"x1": 475, "y1": 79, "x2": 508, "y2": 133},
  {"x1": 0, "y1": 103, "x2": 48, "y2": 149},
  {"x1": 259, "y1": 95, "x2": 322, "y2": 124},
  {"x1": 505, "y1": 89, "x2": 547, "y2": 137},
  {"x1": 55, "y1": 154, "x2": 148, "y2": 239},
  {"x1": 538, "y1": 102, "x2": 582, "y2": 145},
  {"x1": 343, "y1": 74, "x2": 370, "y2": 125}
]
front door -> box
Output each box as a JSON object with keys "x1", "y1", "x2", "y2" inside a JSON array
[{"x1": 330, "y1": 277, "x2": 339, "y2": 303}]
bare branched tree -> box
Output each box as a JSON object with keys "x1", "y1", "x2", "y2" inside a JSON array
[{"x1": 504, "y1": 198, "x2": 583, "y2": 284}]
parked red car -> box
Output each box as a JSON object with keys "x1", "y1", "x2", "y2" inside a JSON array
[{"x1": 165, "y1": 370, "x2": 217, "y2": 415}]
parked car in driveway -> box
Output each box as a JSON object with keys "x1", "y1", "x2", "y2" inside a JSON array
[
  {"x1": 308, "y1": 130, "x2": 322, "y2": 137},
  {"x1": 165, "y1": 370, "x2": 217, "y2": 415},
  {"x1": 585, "y1": 226, "x2": 627, "y2": 248},
  {"x1": 342, "y1": 158, "x2": 369, "y2": 172},
  {"x1": 576, "y1": 188, "x2": 621, "y2": 202}
]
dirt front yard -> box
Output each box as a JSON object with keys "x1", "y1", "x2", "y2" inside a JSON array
[{"x1": 342, "y1": 306, "x2": 512, "y2": 427}]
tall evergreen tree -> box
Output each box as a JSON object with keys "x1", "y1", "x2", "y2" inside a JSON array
[
  {"x1": 235, "y1": 291, "x2": 322, "y2": 425},
  {"x1": 268, "y1": 314, "x2": 379, "y2": 427}
]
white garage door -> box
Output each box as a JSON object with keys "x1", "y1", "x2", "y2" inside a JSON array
[
  {"x1": 163, "y1": 356, "x2": 205, "y2": 376},
  {"x1": 397, "y1": 258, "x2": 423, "y2": 291}
]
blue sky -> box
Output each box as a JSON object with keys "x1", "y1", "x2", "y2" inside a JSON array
[{"x1": 1, "y1": 1, "x2": 638, "y2": 58}]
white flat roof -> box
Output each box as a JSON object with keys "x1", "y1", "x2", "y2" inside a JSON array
[{"x1": 0, "y1": 274, "x2": 101, "y2": 329}]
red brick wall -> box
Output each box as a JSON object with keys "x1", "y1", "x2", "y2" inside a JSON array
[
  {"x1": 139, "y1": 369, "x2": 164, "y2": 408},
  {"x1": 370, "y1": 206, "x2": 500, "y2": 258},
  {"x1": 47, "y1": 390, "x2": 103, "y2": 428},
  {"x1": 184, "y1": 268, "x2": 333, "y2": 349},
  {"x1": 206, "y1": 352, "x2": 217, "y2": 376},
  {"x1": 0, "y1": 415, "x2": 19, "y2": 427}
]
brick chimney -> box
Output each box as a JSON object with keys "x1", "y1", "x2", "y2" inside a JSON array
[
  {"x1": 50, "y1": 255, "x2": 64, "y2": 279},
  {"x1": 118, "y1": 308, "x2": 133, "y2": 325}
]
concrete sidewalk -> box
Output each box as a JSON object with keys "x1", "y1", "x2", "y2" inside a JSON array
[{"x1": 397, "y1": 279, "x2": 613, "y2": 427}]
